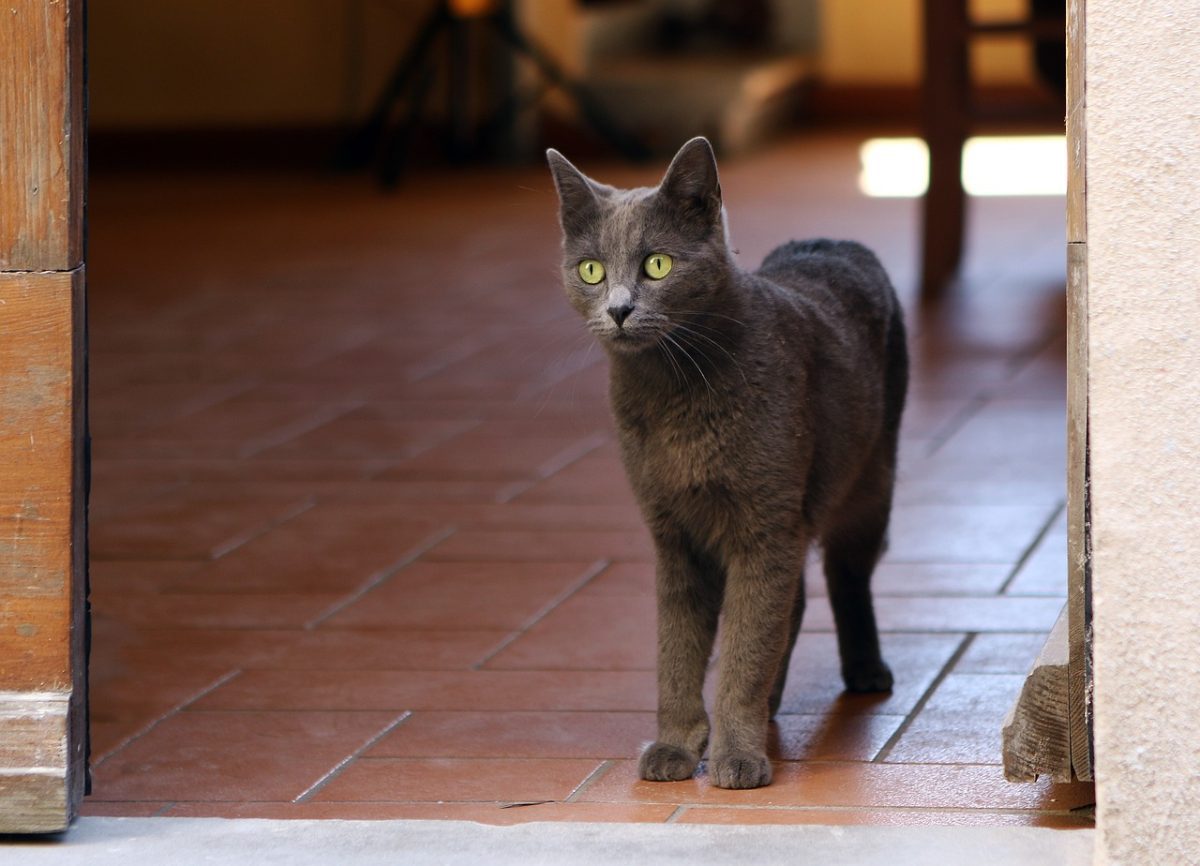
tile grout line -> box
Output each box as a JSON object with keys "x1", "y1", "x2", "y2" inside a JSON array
[
  {"x1": 364, "y1": 419, "x2": 485, "y2": 482},
  {"x1": 921, "y1": 394, "x2": 989, "y2": 458},
  {"x1": 141, "y1": 798, "x2": 1088, "y2": 814},
  {"x1": 407, "y1": 329, "x2": 511, "y2": 382},
  {"x1": 1004, "y1": 325, "x2": 1064, "y2": 377},
  {"x1": 470, "y1": 558, "x2": 611, "y2": 670},
  {"x1": 997, "y1": 499, "x2": 1066, "y2": 595},
  {"x1": 291, "y1": 328, "x2": 390, "y2": 373},
  {"x1": 151, "y1": 381, "x2": 262, "y2": 432},
  {"x1": 534, "y1": 432, "x2": 611, "y2": 484},
  {"x1": 182, "y1": 799, "x2": 1090, "y2": 819},
  {"x1": 494, "y1": 432, "x2": 610, "y2": 504},
  {"x1": 655, "y1": 803, "x2": 1093, "y2": 817},
  {"x1": 304, "y1": 525, "x2": 458, "y2": 629},
  {"x1": 91, "y1": 669, "x2": 244, "y2": 768},
  {"x1": 293, "y1": 711, "x2": 413, "y2": 804},
  {"x1": 209, "y1": 497, "x2": 319, "y2": 560},
  {"x1": 529, "y1": 340, "x2": 601, "y2": 420},
  {"x1": 235, "y1": 400, "x2": 365, "y2": 459},
  {"x1": 564, "y1": 759, "x2": 614, "y2": 804},
  {"x1": 872, "y1": 633, "x2": 976, "y2": 764}
]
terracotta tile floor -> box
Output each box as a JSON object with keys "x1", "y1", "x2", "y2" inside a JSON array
[{"x1": 81, "y1": 132, "x2": 1094, "y2": 827}]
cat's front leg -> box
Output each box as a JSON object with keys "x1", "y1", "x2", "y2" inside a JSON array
[
  {"x1": 639, "y1": 531, "x2": 722, "y2": 782},
  {"x1": 708, "y1": 545, "x2": 799, "y2": 789}
]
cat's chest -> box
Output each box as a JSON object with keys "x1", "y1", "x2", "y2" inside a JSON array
[{"x1": 618, "y1": 400, "x2": 734, "y2": 491}]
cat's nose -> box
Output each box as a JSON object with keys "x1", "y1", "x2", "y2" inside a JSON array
[{"x1": 608, "y1": 303, "x2": 635, "y2": 327}]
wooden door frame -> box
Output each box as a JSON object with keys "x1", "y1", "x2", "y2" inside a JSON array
[
  {"x1": 0, "y1": 0, "x2": 89, "y2": 833},
  {"x1": 1010, "y1": 2, "x2": 1200, "y2": 860},
  {"x1": 998, "y1": 0, "x2": 1092, "y2": 787}
]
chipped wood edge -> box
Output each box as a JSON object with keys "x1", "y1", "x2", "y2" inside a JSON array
[
  {"x1": 1066, "y1": 243, "x2": 1093, "y2": 782},
  {"x1": 1066, "y1": 0, "x2": 1094, "y2": 783},
  {"x1": 0, "y1": 693, "x2": 73, "y2": 833},
  {"x1": 1002, "y1": 606, "x2": 1073, "y2": 783}
]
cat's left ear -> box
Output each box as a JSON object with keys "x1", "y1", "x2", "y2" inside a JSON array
[
  {"x1": 659, "y1": 137, "x2": 722, "y2": 224},
  {"x1": 547, "y1": 149, "x2": 604, "y2": 236}
]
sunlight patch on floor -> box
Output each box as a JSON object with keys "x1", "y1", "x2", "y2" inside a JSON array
[{"x1": 858, "y1": 136, "x2": 1067, "y2": 198}]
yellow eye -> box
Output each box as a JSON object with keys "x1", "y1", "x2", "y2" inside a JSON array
[
  {"x1": 643, "y1": 253, "x2": 673, "y2": 279},
  {"x1": 578, "y1": 259, "x2": 605, "y2": 285}
]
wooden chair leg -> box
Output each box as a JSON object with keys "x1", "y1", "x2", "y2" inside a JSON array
[
  {"x1": 922, "y1": 131, "x2": 966, "y2": 299},
  {"x1": 921, "y1": 0, "x2": 970, "y2": 299}
]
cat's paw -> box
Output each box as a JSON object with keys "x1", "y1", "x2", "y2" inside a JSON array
[
  {"x1": 843, "y1": 660, "x2": 894, "y2": 693},
  {"x1": 709, "y1": 751, "x2": 773, "y2": 789},
  {"x1": 638, "y1": 742, "x2": 699, "y2": 782}
]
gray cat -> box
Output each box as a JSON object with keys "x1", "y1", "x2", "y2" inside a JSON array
[{"x1": 546, "y1": 138, "x2": 907, "y2": 790}]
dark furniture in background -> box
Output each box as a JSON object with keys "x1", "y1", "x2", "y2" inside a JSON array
[
  {"x1": 921, "y1": 0, "x2": 1066, "y2": 298},
  {"x1": 340, "y1": 0, "x2": 647, "y2": 185}
]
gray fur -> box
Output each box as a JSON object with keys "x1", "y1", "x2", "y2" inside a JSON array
[{"x1": 547, "y1": 138, "x2": 908, "y2": 790}]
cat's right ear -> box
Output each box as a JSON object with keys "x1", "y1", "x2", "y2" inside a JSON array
[
  {"x1": 658, "y1": 137, "x2": 722, "y2": 228},
  {"x1": 546, "y1": 149, "x2": 602, "y2": 236}
]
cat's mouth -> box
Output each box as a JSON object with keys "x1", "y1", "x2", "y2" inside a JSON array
[{"x1": 601, "y1": 327, "x2": 656, "y2": 353}]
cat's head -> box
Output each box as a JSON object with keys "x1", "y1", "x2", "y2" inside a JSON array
[{"x1": 546, "y1": 137, "x2": 733, "y2": 354}]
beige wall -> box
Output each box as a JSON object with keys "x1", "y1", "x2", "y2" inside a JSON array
[{"x1": 1084, "y1": 1, "x2": 1200, "y2": 863}]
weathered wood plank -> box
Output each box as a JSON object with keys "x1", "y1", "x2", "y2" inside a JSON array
[
  {"x1": 1065, "y1": 0, "x2": 1093, "y2": 783},
  {"x1": 1002, "y1": 606, "x2": 1072, "y2": 783},
  {"x1": 0, "y1": 0, "x2": 85, "y2": 270},
  {"x1": 0, "y1": 273, "x2": 75, "y2": 690},
  {"x1": 1066, "y1": 0, "x2": 1086, "y2": 244},
  {"x1": 0, "y1": 695, "x2": 69, "y2": 771},
  {"x1": 1066, "y1": 242, "x2": 1093, "y2": 782},
  {"x1": 0, "y1": 270, "x2": 87, "y2": 831},
  {"x1": 0, "y1": 0, "x2": 87, "y2": 833},
  {"x1": 0, "y1": 694, "x2": 74, "y2": 832},
  {"x1": 0, "y1": 772, "x2": 68, "y2": 834}
]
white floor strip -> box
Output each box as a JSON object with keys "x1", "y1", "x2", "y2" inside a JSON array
[{"x1": 3, "y1": 818, "x2": 1094, "y2": 866}]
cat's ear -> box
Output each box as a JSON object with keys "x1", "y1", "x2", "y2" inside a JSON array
[
  {"x1": 659, "y1": 137, "x2": 722, "y2": 225},
  {"x1": 547, "y1": 149, "x2": 603, "y2": 236}
]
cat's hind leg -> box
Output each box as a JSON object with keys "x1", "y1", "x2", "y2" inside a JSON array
[
  {"x1": 639, "y1": 532, "x2": 723, "y2": 782},
  {"x1": 822, "y1": 457, "x2": 895, "y2": 693}
]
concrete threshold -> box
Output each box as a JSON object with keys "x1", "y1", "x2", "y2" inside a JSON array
[{"x1": 3, "y1": 818, "x2": 1094, "y2": 865}]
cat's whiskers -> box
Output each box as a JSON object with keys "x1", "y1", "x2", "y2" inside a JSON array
[
  {"x1": 666, "y1": 318, "x2": 727, "y2": 338},
  {"x1": 664, "y1": 308, "x2": 749, "y2": 328},
  {"x1": 556, "y1": 328, "x2": 599, "y2": 410},
  {"x1": 534, "y1": 325, "x2": 598, "y2": 416},
  {"x1": 670, "y1": 322, "x2": 750, "y2": 388},
  {"x1": 654, "y1": 338, "x2": 686, "y2": 389},
  {"x1": 669, "y1": 329, "x2": 723, "y2": 381},
  {"x1": 660, "y1": 330, "x2": 716, "y2": 395}
]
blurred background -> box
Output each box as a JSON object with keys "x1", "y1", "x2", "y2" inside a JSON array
[{"x1": 88, "y1": 0, "x2": 1061, "y2": 168}]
